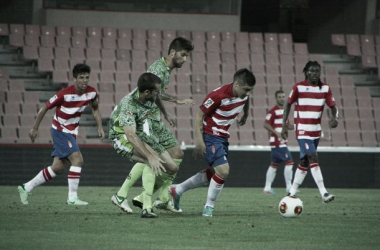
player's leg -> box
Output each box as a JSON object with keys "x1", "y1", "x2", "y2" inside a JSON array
[
  {"x1": 18, "y1": 156, "x2": 66, "y2": 205},
  {"x1": 283, "y1": 148, "x2": 294, "y2": 192},
  {"x1": 263, "y1": 150, "x2": 279, "y2": 194},
  {"x1": 66, "y1": 151, "x2": 89, "y2": 205},
  {"x1": 308, "y1": 139, "x2": 334, "y2": 203}
]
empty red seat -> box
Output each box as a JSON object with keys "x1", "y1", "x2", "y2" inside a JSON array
[
  {"x1": 294, "y1": 43, "x2": 308, "y2": 54},
  {"x1": 207, "y1": 31, "x2": 220, "y2": 41},
  {"x1": 24, "y1": 92, "x2": 39, "y2": 104},
  {"x1": 98, "y1": 83, "x2": 114, "y2": 93},
  {"x1": 0, "y1": 24, "x2": 9, "y2": 36},
  {"x1": 72, "y1": 27, "x2": 86, "y2": 37},
  {"x1": 0, "y1": 127, "x2": 18, "y2": 142},
  {"x1": 71, "y1": 36, "x2": 86, "y2": 48},
  {"x1": 10, "y1": 24, "x2": 25, "y2": 35},
  {"x1": 87, "y1": 27, "x2": 102, "y2": 37},
  {"x1": 118, "y1": 28, "x2": 132, "y2": 39},
  {"x1": 56, "y1": 26, "x2": 71, "y2": 36},
  {"x1": 55, "y1": 36, "x2": 70, "y2": 48},
  {"x1": 264, "y1": 43, "x2": 279, "y2": 54},
  {"x1": 279, "y1": 43, "x2": 293, "y2": 54},
  {"x1": 101, "y1": 49, "x2": 116, "y2": 61},
  {"x1": 85, "y1": 60, "x2": 100, "y2": 72},
  {"x1": 361, "y1": 131, "x2": 378, "y2": 147},
  {"x1": 236, "y1": 41, "x2": 250, "y2": 53},
  {"x1": 132, "y1": 29, "x2": 147, "y2": 40},
  {"x1": 24, "y1": 35, "x2": 40, "y2": 47},
  {"x1": 132, "y1": 39, "x2": 147, "y2": 51},
  {"x1": 147, "y1": 29, "x2": 162, "y2": 40},
  {"x1": 8, "y1": 80, "x2": 24, "y2": 92},
  {"x1": 87, "y1": 37, "x2": 102, "y2": 49},
  {"x1": 101, "y1": 61, "x2": 116, "y2": 72},
  {"x1": 331, "y1": 34, "x2": 346, "y2": 46},
  {"x1": 52, "y1": 71, "x2": 69, "y2": 84},
  {"x1": 23, "y1": 46, "x2": 38, "y2": 60},
  {"x1": 9, "y1": 34, "x2": 24, "y2": 47},
  {"x1": 102, "y1": 37, "x2": 117, "y2": 50},
  {"x1": 116, "y1": 61, "x2": 131, "y2": 73},
  {"x1": 264, "y1": 33, "x2": 278, "y2": 44},
  {"x1": 207, "y1": 41, "x2": 221, "y2": 52},
  {"x1": 102, "y1": 27, "x2": 117, "y2": 38},
  {"x1": 249, "y1": 33, "x2": 264, "y2": 44}
]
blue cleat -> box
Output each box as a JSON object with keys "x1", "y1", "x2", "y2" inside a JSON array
[
  {"x1": 202, "y1": 206, "x2": 214, "y2": 217},
  {"x1": 263, "y1": 189, "x2": 277, "y2": 195}
]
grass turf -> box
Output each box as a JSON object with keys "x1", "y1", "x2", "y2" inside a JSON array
[{"x1": 1, "y1": 186, "x2": 379, "y2": 250}]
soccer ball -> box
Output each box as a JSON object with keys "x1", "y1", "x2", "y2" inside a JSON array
[{"x1": 278, "y1": 196, "x2": 303, "y2": 218}]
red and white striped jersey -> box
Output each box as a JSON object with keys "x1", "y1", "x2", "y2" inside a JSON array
[
  {"x1": 46, "y1": 85, "x2": 98, "y2": 136},
  {"x1": 200, "y1": 83, "x2": 248, "y2": 138},
  {"x1": 265, "y1": 105, "x2": 289, "y2": 148},
  {"x1": 288, "y1": 80, "x2": 336, "y2": 140}
]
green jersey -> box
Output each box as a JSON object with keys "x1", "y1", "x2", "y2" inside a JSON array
[
  {"x1": 147, "y1": 57, "x2": 172, "y2": 93},
  {"x1": 108, "y1": 88, "x2": 160, "y2": 140}
]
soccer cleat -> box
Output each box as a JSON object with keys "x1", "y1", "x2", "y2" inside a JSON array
[
  {"x1": 111, "y1": 194, "x2": 133, "y2": 213},
  {"x1": 263, "y1": 189, "x2": 277, "y2": 195},
  {"x1": 169, "y1": 185, "x2": 182, "y2": 211},
  {"x1": 132, "y1": 195, "x2": 143, "y2": 209},
  {"x1": 153, "y1": 199, "x2": 182, "y2": 213},
  {"x1": 18, "y1": 185, "x2": 31, "y2": 205},
  {"x1": 322, "y1": 193, "x2": 335, "y2": 203},
  {"x1": 141, "y1": 209, "x2": 157, "y2": 218},
  {"x1": 202, "y1": 206, "x2": 214, "y2": 217},
  {"x1": 286, "y1": 188, "x2": 300, "y2": 194},
  {"x1": 67, "y1": 197, "x2": 89, "y2": 206}
]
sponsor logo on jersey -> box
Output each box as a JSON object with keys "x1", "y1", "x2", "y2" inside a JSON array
[
  {"x1": 49, "y1": 95, "x2": 58, "y2": 103},
  {"x1": 204, "y1": 98, "x2": 214, "y2": 108}
]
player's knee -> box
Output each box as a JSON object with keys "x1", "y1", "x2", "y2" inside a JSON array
[
  {"x1": 171, "y1": 147, "x2": 184, "y2": 159},
  {"x1": 166, "y1": 163, "x2": 179, "y2": 175},
  {"x1": 307, "y1": 154, "x2": 318, "y2": 164},
  {"x1": 216, "y1": 166, "x2": 229, "y2": 179},
  {"x1": 71, "y1": 156, "x2": 84, "y2": 166}
]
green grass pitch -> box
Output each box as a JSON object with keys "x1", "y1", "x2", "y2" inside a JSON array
[{"x1": 1, "y1": 186, "x2": 379, "y2": 250}]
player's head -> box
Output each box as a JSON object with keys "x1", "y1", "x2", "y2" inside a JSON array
[
  {"x1": 275, "y1": 90, "x2": 286, "y2": 106},
  {"x1": 137, "y1": 73, "x2": 162, "y2": 102},
  {"x1": 73, "y1": 64, "x2": 91, "y2": 93},
  {"x1": 168, "y1": 37, "x2": 194, "y2": 68},
  {"x1": 303, "y1": 61, "x2": 322, "y2": 88},
  {"x1": 232, "y1": 68, "x2": 256, "y2": 98}
]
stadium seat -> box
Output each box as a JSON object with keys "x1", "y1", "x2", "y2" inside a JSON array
[
  {"x1": 239, "y1": 130, "x2": 254, "y2": 145},
  {"x1": 52, "y1": 71, "x2": 69, "y2": 84},
  {"x1": 360, "y1": 120, "x2": 375, "y2": 131},
  {"x1": 264, "y1": 33, "x2": 278, "y2": 44},
  {"x1": 10, "y1": 24, "x2": 25, "y2": 35},
  {"x1": 266, "y1": 75, "x2": 281, "y2": 86},
  {"x1": 177, "y1": 129, "x2": 193, "y2": 145},
  {"x1": 55, "y1": 36, "x2": 70, "y2": 48},
  {"x1": 280, "y1": 43, "x2": 293, "y2": 54},
  {"x1": 0, "y1": 79, "x2": 7, "y2": 91},
  {"x1": 281, "y1": 75, "x2": 296, "y2": 86},
  {"x1": 147, "y1": 29, "x2": 162, "y2": 40},
  {"x1": 99, "y1": 72, "x2": 115, "y2": 83},
  {"x1": 23, "y1": 46, "x2": 38, "y2": 60},
  {"x1": 357, "y1": 98, "x2": 373, "y2": 110},
  {"x1": 265, "y1": 54, "x2": 279, "y2": 65},
  {"x1": 116, "y1": 61, "x2": 131, "y2": 73},
  {"x1": 0, "y1": 23, "x2": 9, "y2": 36},
  {"x1": 206, "y1": 31, "x2": 220, "y2": 41},
  {"x1": 2, "y1": 114, "x2": 20, "y2": 127},
  {"x1": 102, "y1": 27, "x2": 117, "y2": 38},
  {"x1": 221, "y1": 63, "x2": 235, "y2": 75},
  {"x1": 252, "y1": 95, "x2": 268, "y2": 108},
  {"x1": 4, "y1": 102, "x2": 21, "y2": 114},
  {"x1": 9, "y1": 34, "x2": 24, "y2": 47},
  {"x1": 346, "y1": 131, "x2": 362, "y2": 147},
  {"x1": 147, "y1": 50, "x2": 162, "y2": 65},
  {"x1": 294, "y1": 55, "x2": 308, "y2": 66},
  {"x1": 87, "y1": 37, "x2": 102, "y2": 49},
  {"x1": 8, "y1": 80, "x2": 24, "y2": 92},
  {"x1": 177, "y1": 30, "x2": 191, "y2": 40},
  {"x1": 118, "y1": 28, "x2": 132, "y2": 39},
  {"x1": 20, "y1": 114, "x2": 36, "y2": 126},
  {"x1": 250, "y1": 43, "x2": 264, "y2": 53},
  {"x1": 102, "y1": 37, "x2": 117, "y2": 50},
  {"x1": 148, "y1": 39, "x2": 162, "y2": 51},
  {"x1": 132, "y1": 50, "x2": 147, "y2": 62},
  {"x1": 38, "y1": 47, "x2": 54, "y2": 59},
  {"x1": 294, "y1": 43, "x2": 308, "y2": 55},
  {"x1": 116, "y1": 49, "x2": 131, "y2": 61},
  {"x1": 236, "y1": 32, "x2": 249, "y2": 42},
  {"x1": 98, "y1": 92, "x2": 114, "y2": 104},
  {"x1": 23, "y1": 92, "x2": 39, "y2": 104},
  {"x1": 56, "y1": 26, "x2": 71, "y2": 36},
  {"x1": 331, "y1": 34, "x2": 346, "y2": 46},
  {"x1": 249, "y1": 33, "x2": 264, "y2": 44},
  {"x1": 266, "y1": 65, "x2": 280, "y2": 76},
  {"x1": 101, "y1": 49, "x2": 116, "y2": 61},
  {"x1": 114, "y1": 82, "x2": 130, "y2": 93},
  {"x1": 101, "y1": 61, "x2": 116, "y2": 72},
  {"x1": 347, "y1": 43, "x2": 361, "y2": 56},
  {"x1": 25, "y1": 25, "x2": 40, "y2": 36},
  {"x1": 236, "y1": 41, "x2": 250, "y2": 53},
  {"x1": 72, "y1": 27, "x2": 86, "y2": 37},
  {"x1": 85, "y1": 60, "x2": 100, "y2": 72},
  {"x1": 0, "y1": 127, "x2": 18, "y2": 143},
  {"x1": 191, "y1": 30, "x2": 206, "y2": 42},
  {"x1": 24, "y1": 35, "x2": 40, "y2": 47},
  {"x1": 87, "y1": 27, "x2": 102, "y2": 37},
  {"x1": 163, "y1": 30, "x2": 177, "y2": 40},
  {"x1": 361, "y1": 55, "x2": 377, "y2": 68},
  {"x1": 251, "y1": 53, "x2": 265, "y2": 65},
  {"x1": 71, "y1": 36, "x2": 86, "y2": 48},
  {"x1": 132, "y1": 39, "x2": 147, "y2": 51},
  {"x1": 264, "y1": 43, "x2": 279, "y2": 54},
  {"x1": 361, "y1": 131, "x2": 378, "y2": 147},
  {"x1": 70, "y1": 48, "x2": 86, "y2": 60},
  {"x1": 359, "y1": 108, "x2": 374, "y2": 120},
  {"x1": 207, "y1": 41, "x2": 221, "y2": 52},
  {"x1": 132, "y1": 29, "x2": 147, "y2": 40},
  {"x1": 38, "y1": 58, "x2": 54, "y2": 72},
  {"x1": 176, "y1": 106, "x2": 192, "y2": 118}
]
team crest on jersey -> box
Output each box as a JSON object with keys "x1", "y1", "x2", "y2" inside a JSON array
[
  {"x1": 49, "y1": 95, "x2": 58, "y2": 103},
  {"x1": 68, "y1": 141, "x2": 72, "y2": 148},
  {"x1": 204, "y1": 98, "x2": 214, "y2": 108}
]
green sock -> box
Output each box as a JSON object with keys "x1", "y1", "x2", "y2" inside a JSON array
[
  {"x1": 157, "y1": 158, "x2": 182, "y2": 202},
  {"x1": 117, "y1": 162, "x2": 146, "y2": 198},
  {"x1": 142, "y1": 166, "x2": 155, "y2": 210}
]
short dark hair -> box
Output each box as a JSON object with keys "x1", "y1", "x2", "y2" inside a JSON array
[
  {"x1": 73, "y1": 64, "x2": 91, "y2": 78},
  {"x1": 275, "y1": 90, "x2": 285, "y2": 97},
  {"x1": 168, "y1": 37, "x2": 194, "y2": 55},
  {"x1": 233, "y1": 68, "x2": 256, "y2": 87},
  {"x1": 137, "y1": 73, "x2": 162, "y2": 92}
]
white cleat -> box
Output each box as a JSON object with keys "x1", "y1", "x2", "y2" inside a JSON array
[
  {"x1": 18, "y1": 185, "x2": 31, "y2": 205},
  {"x1": 322, "y1": 193, "x2": 335, "y2": 203},
  {"x1": 111, "y1": 194, "x2": 133, "y2": 213}
]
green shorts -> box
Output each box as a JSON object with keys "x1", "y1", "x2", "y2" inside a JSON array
[{"x1": 112, "y1": 120, "x2": 178, "y2": 159}]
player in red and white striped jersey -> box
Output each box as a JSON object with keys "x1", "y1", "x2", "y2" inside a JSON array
[
  {"x1": 170, "y1": 69, "x2": 256, "y2": 217},
  {"x1": 281, "y1": 61, "x2": 339, "y2": 203},
  {"x1": 263, "y1": 90, "x2": 294, "y2": 195},
  {"x1": 18, "y1": 64, "x2": 105, "y2": 206}
]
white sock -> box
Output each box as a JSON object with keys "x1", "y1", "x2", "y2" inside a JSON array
[
  {"x1": 284, "y1": 163, "x2": 294, "y2": 190},
  {"x1": 310, "y1": 163, "x2": 328, "y2": 196},
  {"x1": 176, "y1": 168, "x2": 212, "y2": 196},
  {"x1": 289, "y1": 165, "x2": 307, "y2": 196},
  {"x1": 205, "y1": 174, "x2": 225, "y2": 208},
  {"x1": 264, "y1": 165, "x2": 277, "y2": 191},
  {"x1": 68, "y1": 166, "x2": 82, "y2": 200},
  {"x1": 24, "y1": 166, "x2": 57, "y2": 192}
]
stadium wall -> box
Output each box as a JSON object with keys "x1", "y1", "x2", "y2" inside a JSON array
[{"x1": 1, "y1": 144, "x2": 379, "y2": 189}]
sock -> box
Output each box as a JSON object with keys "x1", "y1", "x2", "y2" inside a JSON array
[
  {"x1": 176, "y1": 168, "x2": 213, "y2": 196},
  {"x1": 264, "y1": 164, "x2": 278, "y2": 191},
  {"x1": 310, "y1": 163, "x2": 328, "y2": 196},
  {"x1": 157, "y1": 158, "x2": 182, "y2": 202},
  {"x1": 205, "y1": 174, "x2": 225, "y2": 208},
  {"x1": 24, "y1": 166, "x2": 57, "y2": 192},
  {"x1": 289, "y1": 165, "x2": 307, "y2": 196},
  {"x1": 284, "y1": 161, "x2": 294, "y2": 190},
  {"x1": 117, "y1": 162, "x2": 146, "y2": 198},
  {"x1": 68, "y1": 166, "x2": 81, "y2": 200},
  {"x1": 142, "y1": 166, "x2": 155, "y2": 211}
]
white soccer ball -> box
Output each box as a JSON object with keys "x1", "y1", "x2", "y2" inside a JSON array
[{"x1": 278, "y1": 196, "x2": 303, "y2": 218}]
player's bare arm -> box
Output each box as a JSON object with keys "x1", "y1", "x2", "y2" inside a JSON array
[
  {"x1": 281, "y1": 102, "x2": 292, "y2": 140},
  {"x1": 155, "y1": 96, "x2": 176, "y2": 127},
  {"x1": 29, "y1": 104, "x2": 49, "y2": 142},
  {"x1": 92, "y1": 107, "x2": 105, "y2": 139},
  {"x1": 161, "y1": 92, "x2": 194, "y2": 105},
  {"x1": 193, "y1": 109, "x2": 206, "y2": 160},
  {"x1": 123, "y1": 126, "x2": 165, "y2": 175},
  {"x1": 330, "y1": 106, "x2": 339, "y2": 128},
  {"x1": 238, "y1": 99, "x2": 250, "y2": 126},
  {"x1": 264, "y1": 123, "x2": 282, "y2": 138}
]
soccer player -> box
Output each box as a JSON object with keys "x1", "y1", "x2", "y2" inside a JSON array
[
  {"x1": 281, "y1": 61, "x2": 338, "y2": 203},
  {"x1": 18, "y1": 64, "x2": 105, "y2": 205},
  {"x1": 111, "y1": 37, "x2": 194, "y2": 213},
  {"x1": 263, "y1": 90, "x2": 294, "y2": 195},
  {"x1": 170, "y1": 69, "x2": 256, "y2": 217},
  {"x1": 109, "y1": 72, "x2": 180, "y2": 218}
]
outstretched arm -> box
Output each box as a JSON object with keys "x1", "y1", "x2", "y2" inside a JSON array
[
  {"x1": 92, "y1": 107, "x2": 105, "y2": 139},
  {"x1": 29, "y1": 104, "x2": 49, "y2": 142},
  {"x1": 238, "y1": 98, "x2": 250, "y2": 126},
  {"x1": 161, "y1": 92, "x2": 195, "y2": 105}
]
